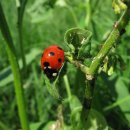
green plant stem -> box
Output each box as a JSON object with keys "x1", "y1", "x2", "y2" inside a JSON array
[
  {"x1": 80, "y1": 79, "x2": 95, "y2": 128},
  {"x1": 32, "y1": 64, "x2": 40, "y2": 120},
  {"x1": 6, "y1": 44, "x2": 30, "y2": 130},
  {"x1": 85, "y1": 0, "x2": 91, "y2": 27},
  {"x1": 18, "y1": 23, "x2": 26, "y2": 69},
  {"x1": 57, "y1": 105, "x2": 65, "y2": 130},
  {"x1": 0, "y1": 3, "x2": 29, "y2": 130},
  {"x1": 89, "y1": 28, "x2": 119, "y2": 77},
  {"x1": 66, "y1": 5, "x2": 79, "y2": 26},
  {"x1": 63, "y1": 74, "x2": 72, "y2": 100},
  {"x1": 88, "y1": 9, "x2": 129, "y2": 79},
  {"x1": 104, "y1": 95, "x2": 130, "y2": 111},
  {"x1": 65, "y1": 52, "x2": 89, "y2": 74},
  {"x1": 81, "y1": 5, "x2": 130, "y2": 129},
  {"x1": 17, "y1": 0, "x2": 28, "y2": 70}
]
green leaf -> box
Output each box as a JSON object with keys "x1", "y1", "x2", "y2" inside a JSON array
[
  {"x1": 42, "y1": 121, "x2": 71, "y2": 130},
  {"x1": 70, "y1": 95, "x2": 82, "y2": 130},
  {"x1": 104, "y1": 78, "x2": 130, "y2": 125},
  {"x1": 43, "y1": 63, "x2": 66, "y2": 99},
  {"x1": 70, "y1": 95, "x2": 82, "y2": 111},
  {"x1": 115, "y1": 78, "x2": 130, "y2": 122},
  {"x1": 17, "y1": 0, "x2": 28, "y2": 69},
  {"x1": 0, "y1": 2, "x2": 15, "y2": 53},
  {"x1": 0, "y1": 48, "x2": 41, "y2": 87},
  {"x1": 30, "y1": 122, "x2": 43, "y2": 130},
  {"x1": 86, "y1": 109, "x2": 108, "y2": 130},
  {"x1": 42, "y1": 121, "x2": 55, "y2": 130},
  {"x1": 0, "y1": 121, "x2": 10, "y2": 130},
  {"x1": 44, "y1": 74, "x2": 60, "y2": 99},
  {"x1": 27, "y1": 0, "x2": 54, "y2": 23},
  {"x1": 71, "y1": 107, "x2": 108, "y2": 130},
  {"x1": 17, "y1": 0, "x2": 28, "y2": 25},
  {"x1": 108, "y1": 66, "x2": 114, "y2": 76},
  {"x1": 64, "y1": 28, "x2": 92, "y2": 59}
]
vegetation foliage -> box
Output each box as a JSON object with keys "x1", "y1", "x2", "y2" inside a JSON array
[{"x1": 0, "y1": 0, "x2": 130, "y2": 130}]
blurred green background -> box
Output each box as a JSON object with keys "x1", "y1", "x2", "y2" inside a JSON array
[{"x1": 0, "y1": 0, "x2": 130, "y2": 130}]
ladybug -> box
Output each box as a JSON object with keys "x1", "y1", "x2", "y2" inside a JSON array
[{"x1": 41, "y1": 45, "x2": 64, "y2": 80}]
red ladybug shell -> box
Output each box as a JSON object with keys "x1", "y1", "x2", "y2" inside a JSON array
[{"x1": 41, "y1": 45, "x2": 64, "y2": 79}]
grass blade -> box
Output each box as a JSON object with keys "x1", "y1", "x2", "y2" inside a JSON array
[
  {"x1": 0, "y1": 2, "x2": 30, "y2": 130},
  {"x1": 17, "y1": 0, "x2": 28, "y2": 70}
]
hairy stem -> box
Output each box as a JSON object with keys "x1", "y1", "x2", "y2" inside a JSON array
[
  {"x1": 88, "y1": 8, "x2": 129, "y2": 79},
  {"x1": 81, "y1": 3, "x2": 130, "y2": 128},
  {"x1": 89, "y1": 28, "x2": 119, "y2": 76}
]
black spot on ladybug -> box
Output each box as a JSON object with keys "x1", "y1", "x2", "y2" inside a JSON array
[
  {"x1": 49, "y1": 52, "x2": 55, "y2": 56},
  {"x1": 57, "y1": 47, "x2": 62, "y2": 50},
  {"x1": 58, "y1": 58, "x2": 62, "y2": 63},
  {"x1": 43, "y1": 62, "x2": 50, "y2": 67}
]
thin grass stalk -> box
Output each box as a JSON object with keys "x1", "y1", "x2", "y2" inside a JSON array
[
  {"x1": 0, "y1": 3, "x2": 30, "y2": 130},
  {"x1": 17, "y1": 0, "x2": 28, "y2": 70}
]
